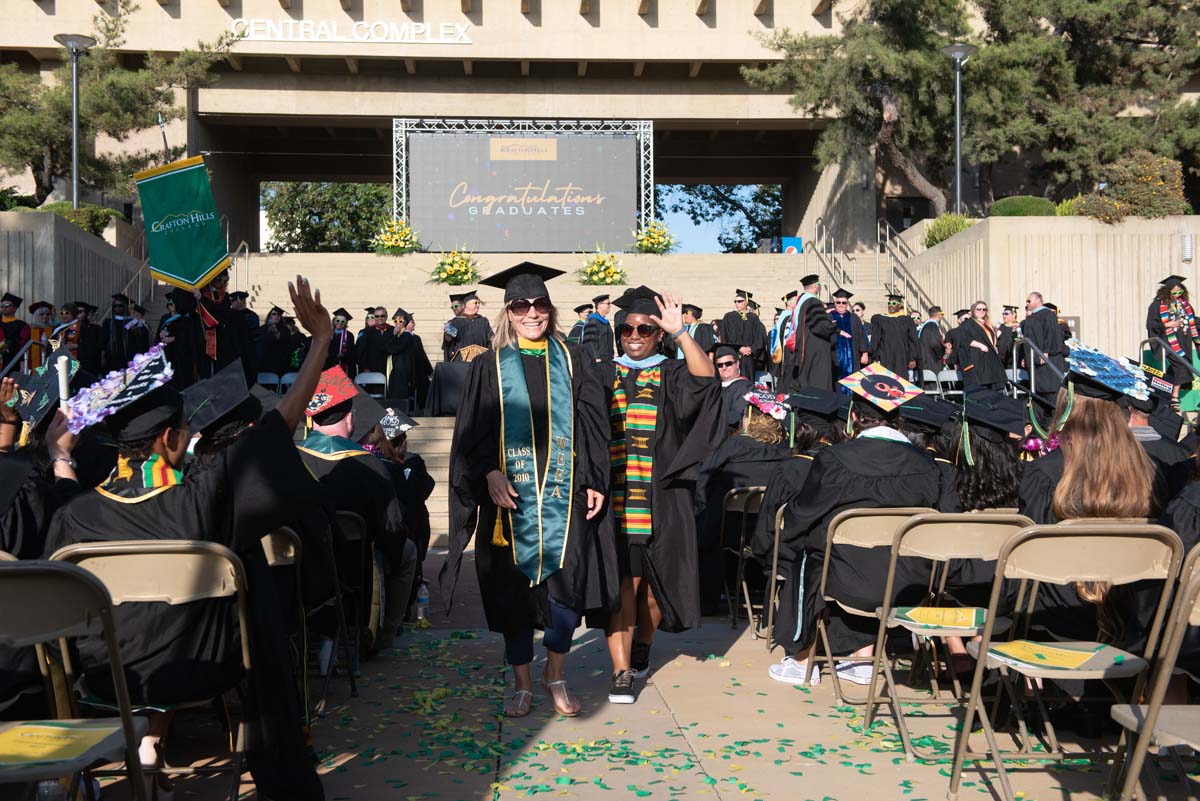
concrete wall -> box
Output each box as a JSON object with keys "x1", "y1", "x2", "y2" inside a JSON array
[
  {"x1": 0, "y1": 212, "x2": 142, "y2": 310},
  {"x1": 904, "y1": 215, "x2": 1200, "y2": 358}
]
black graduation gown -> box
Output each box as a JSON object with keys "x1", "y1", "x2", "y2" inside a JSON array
[
  {"x1": 75, "y1": 322, "x2": 103, "y2": 377},
  {"x1": 100, "y1": 317, "x2": 133, "y2": 371},
  {"x1": 159, "y1": 295, "x2": 198, "y2": 389},
  {"x1": 780, "y1": 299, "x2": 837, "y2": 393},
  {"x1": 385, "y1": 330, "x2": 432, "y2": 402},
  {"x1": 390, "y1": 453, "x2": 435, "y2": 561},
  {"x1": 949, "y1": 319, "x2": 1006, "y2": 390},
  {"x1": 232, "y1": 309, "x2": 260, "y2": 382},
  {"x1": 0, "y1": 318, "x2": 29, "y2": 372},
  {"x1": 665, "y1": 323, "x2": 716, "y2": 359},
  {"x1": 1147, "y1": 298, "x2": 1197, "y2": 387},
  {"x1": 579, "y1": 315, "x2": 615, "y2": 364},
  {"x1": 694, "y1": 435, "x2": 794, "y2": 610},
  {"x1": 751, "y1": 453, "x2": 817, "y2": 563},
  {"x1": 602, "y1": 359, "x2": 723, "y2": 632},
  {"x1": 355, "y1": 327, "x2": 392, "y2": 374},
  {"x1": 1020, "y1": 308, "x2": 1067, "y2": 395},
  {"x1": 126, "y1": 321, "x2": 151, "y2": 359},
  {"x1": 869, "y1": 314, "x2": 919, "y2": 379},
  {"x1": 441, "y1": 341, "x2": 617, "y2": 633},
  {"x1": 1, "y1": 466, "x2": 80, "y2": 560},
  {"x1": 720, "y1": 311, "x2": 769, "y2": 379},
  {"x1": 917, "y1": 321, "x2": 944, "y2": 376},
  {"x1": 259, "y1": 325, "x2": 297, "y2": 376},
  {"x1": 778, "y1": 435, "x2": 942, "y2": 651},
  {"x1": 1158, "y1": 484, "x2": 1200, "y2": 676},
  {"x1": 998, "y1": 324, "x2": 1017, "y2": 368},
  {"x1": 566, "y1": 320, "x2": 586, "y2": 344},
  {"x1": 719, "y1": 377, "x2": 752, "y2": 431},
  {"x1": 323, "y1": 329, "x2": 359, "y2": 378},
  {"x1": 443, "y1": 315, "x2": 493, "y2": 361}
]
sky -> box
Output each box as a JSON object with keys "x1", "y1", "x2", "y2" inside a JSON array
[{"x1": 661, "y1": 208, "x2": 723, "y2": 253}]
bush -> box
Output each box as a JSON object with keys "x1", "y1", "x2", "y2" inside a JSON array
[
  {"x1": 16, "y1": 201, "x2": 125, "y2": 236},
  {"x1": 1055, "y1": 195, "x2": 1081, "y2": 216},
  {"x1": 989, "y1": 195, "x2": 1056, "y2": 217},
  {"x1": 1076, "y1": 150, "x2": 1190, "y2": 224},
  {"x1": 0, "y1": 188, "x2": 37, "y2": 211},
  {"x1": 923, "y1": 213, "x2": 975, "y2": 249}
]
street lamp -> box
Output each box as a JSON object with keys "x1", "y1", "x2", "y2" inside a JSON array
[
  {"x1": 941, "y1": 42, "x2": 977, "y2": 215},
  {"x1": 53, "y1": 33, "x2": 97, "y2": 210}
]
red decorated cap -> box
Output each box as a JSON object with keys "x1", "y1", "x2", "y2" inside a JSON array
[{"x1": 306, "y1": 365, "x2": 358, "y2": 417}]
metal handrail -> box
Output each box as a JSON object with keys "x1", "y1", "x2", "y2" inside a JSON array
[
  {"x1": 1139, "y1": 337, "x2": 1200, "y2": 382},
  {"x1": 1008, "y1": 337, "x2": 1066, "y2": 397},
  {"x1": 0, "y1": 321, "x2": 78, "y2": 380},
  {"x1": 876, "y1": 217, "x2": 941, "y2": 326},
  {"x1": 100, "y1": 256, "x2": 153, "y2": 324},
  {"x1": 812, "y1": 216, "x2": 855, "y2": 287},
  {"x1": 220, "y1": 214, "x2": 230, "y2": 254},
  {"x1": 230, "y1": 240, "x2": 251, "y2": 293}
]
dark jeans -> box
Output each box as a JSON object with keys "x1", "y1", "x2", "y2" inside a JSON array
[{"x1": 502, "y1": 597, "x2": 580, "y2": 666}]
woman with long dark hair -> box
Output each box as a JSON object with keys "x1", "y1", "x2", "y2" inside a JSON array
[
  {"x1": 440, "y1": 263, "x2": 615, "y2": 719},
  {"x1": 1147, "y1": 275, "x2": 1198, "y2": 404}
]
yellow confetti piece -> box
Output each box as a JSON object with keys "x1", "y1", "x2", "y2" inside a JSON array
[{"x1": 719, "y1": 661, "x2": 731, "y2": 667}]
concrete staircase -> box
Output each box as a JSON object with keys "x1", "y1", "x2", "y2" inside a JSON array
[{"x1": 231, "y1": 249, "x2": 908, "y2": 546}]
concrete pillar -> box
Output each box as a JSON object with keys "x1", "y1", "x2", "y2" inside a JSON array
[
  {"x1": 781, "y1": 161, "x2": 821, "y2": 242},
  {"x1": 785, "y1": 148, "x2": 878, "y2": 253}
]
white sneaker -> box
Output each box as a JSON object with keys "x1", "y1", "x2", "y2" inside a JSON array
[
  {"x1": 835, "y1": 661, "x2": 876, "y2": 685},
  {"x1": 768, "y1": 657, "x2": 821, "y2": 686}
]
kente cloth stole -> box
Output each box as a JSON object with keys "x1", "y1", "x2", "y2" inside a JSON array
[
  {"x1": 494, "y1": 338, "x2": 575, "y2": 586},
  {"x1": 610, "y1": 364, "x2": 661, "y2": 546},
  {"x1": 103, "y1": 454, "x2": 182, "y2": 497},
  {"x1": 1160, "y1": 298, "x2": 1199, "y2": 355}
]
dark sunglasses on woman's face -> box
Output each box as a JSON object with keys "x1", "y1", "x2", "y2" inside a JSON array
[
  {"x1": 618, "y1": 323, "x2": 659, "y2": 338},
  {"x1": 508, "y1": 297, "x2": 552, "y2": 315},
  {"x1": 715, "y1": 359, "x2": 737, "y2": 368}
]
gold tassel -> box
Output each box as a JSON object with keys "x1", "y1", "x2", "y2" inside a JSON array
[{"x1": 492, "y1": 510, "x2": 510, "y2": 546}]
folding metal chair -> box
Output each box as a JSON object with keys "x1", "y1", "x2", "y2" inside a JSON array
[
  {"x1": 947, "y1": 522, "x2": 1183, "y2": 801},
  {"x1": 355, "y1": 371, "x2": 387, "y2": 399},
  {"x1": 256, "y1": 372, "x2": 281, "y2": 394},
  {"x1": 865, "y1": 511, "x2": 1034, "y2": 761},
  {"x1": 719, "y1": 486, "x2": 765, "y2": 628},
  {"x1": 812, "y1": 507, "x2": 935, "y2": 706},
  {"x1": 937, "y1": 368, "x2": 963, "y2": 400},
  {"x1": 0, "y1": 560, "x2": 149, "y2": 801},
  {"x1": 765, "y1": 505, "x2": 788, "y2": 651},
  {"x1": 921, "y1": 369, "x2": 944, "y2": 398},
  {"x1": 279, "y1": 371, "x2": 300, "y2": 395},
  {"x1": 51, "y1": 541, "x2": 253, "y2": 801}
]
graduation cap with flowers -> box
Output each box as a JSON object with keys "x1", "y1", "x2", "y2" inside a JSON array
[
  {"x1": 65, "y1": 345, "x2": 175, "y2": 438},
  {"x1": 838, "y1": 362, "x2": 923, "y2": 414}
]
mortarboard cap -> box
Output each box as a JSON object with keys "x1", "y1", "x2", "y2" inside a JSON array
[
  {"x1": 268, "y1": 306, "x2": 285, "y2": 316},
  {"x1": 613, "y1": 285, "x2": 662, "y2": 317},
  {"x1": 1062, "y1": 340, "x2": 1149, "y2": 403},
  {"x1": 785, "y1": 388, "x2": 847, "y2": 432},
  {"x1": 28, "y1": 301, "x2": 52, "y2": 314},
  {"x1": 774, "y1": 307, "x2": 786, "y2": 315},
  {"x1": 682, "y1": 304, "x2": 703, "y2": 320},
  {"x1": 886, "y1": 293, "x2": 904, "y2": 303},
  {"x1": 393, "y1": 307, "x2": 410, "y2": 321},
  {"x1": 364, "y1": 307, "x2": 378, "y2": 314},
  {"x1": 799, "y1": 274, "x2": 820, "y2": 287},
  {"x1": 307, "y1": 365, "x2": 359, "y2": 419},
  {"x1": 458, "y1": 290, "x2": 479, "y2": 304},
  {"x1": 1002, "y1": 304, "x2": 1018, "y2": 313},
  {"x1": 350, "y1": 391, "x2": 387, "y2": 443},
  {"x1": 250, "y1": 383, "x2": 280, "y2": 415},
  {"x1": 838, "y1": 362, "x2": 922, "y2": 414},
  {"x1": 710, "y1": 341, "x2": 741, "y2": 361},
  {"x1": 962, "y1": 389, "x2": 1028, "y2": 442},
  {"x1": 831, "y1": 288, "x2": 854, "y2": 300},
  {"x1": 1, "y1": 293, "x2": 22, "y2": 307},
  {"x1": 592, "y1": 293, "x2": 610, "y2": 305},
  {"x1": 1161, "y1": 275, "x2": 1188, "y2": 289},
  {"x1": 183, "y1": 359, "x2": 258, "y2": 438},
  {"x1": 1045, "y1": 303, "x2": 1059, "y2": 313},
  {"x1": 111, "y1": 293, "x2": 129, "y2": 305},
  {"x1": 953, "y1": 309, "x2": 970, "y2": 318},
  {"x1": 900, "y1": 396, "x2": 960, "y2": 432},
  {"x1": 11, "y1": 354, "x2": 80, "y2": 431},
  {"x1": 748, "y1": 299, "x2": 762, "y2": 311},
  {"x1": 734, "y1": 289, "x2": 752, "y2": 300},
  {"x1": 332, "y1": 308, "x2": 353, "y2": 321},
  {"x1": 66, "y1": 346, "x2": 179, "y2": 441},
  {"x1": 783, "y1": 290, "x2": 800, "y2": 302},
  {"x1": 380, "y1": 406, "x2": 418, "y2": 440},
  {"x1": 479, "y1": 262, "x2": 565, "y2": 302},
  {"x1": 1121, "y1": 358, "x2": 1175, "y2": 416},
  {"x1": 131, "y1": 304, "x2": 145, "y2": 315},
  {"x1": 449, "y1": 293, "x2": 465, "y2": 304},
  {"x1": 228, "y1": 291, "x2": 249, "y2": 301},
  {"x1": 573, "y1": 303, "x2": 594, "y2": 314}
]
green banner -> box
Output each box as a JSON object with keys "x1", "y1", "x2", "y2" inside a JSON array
[{"x1": 134, "y1": 155, "x2": 230, "y2": 290}]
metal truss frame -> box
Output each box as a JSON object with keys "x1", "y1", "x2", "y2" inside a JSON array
[{"x1": 391, "y1": 118, "x2": 654, "y2": 229}]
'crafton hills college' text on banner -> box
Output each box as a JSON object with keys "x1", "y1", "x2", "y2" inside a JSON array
[
  {"x1": 409, "y1": 134, "x2": 637, "y2": 253},
  {"x1": 134, "y1": 156, "x2": 230, "y2": 290}
]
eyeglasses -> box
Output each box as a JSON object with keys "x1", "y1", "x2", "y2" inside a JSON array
[
  {"x1": 618, "y1": 323, "x2": 659, "y2": 338},
  {"x1": 508, "y1": 297, "x2": 552, "y2": 315},
  {"x1": 715, "y1": 359, "x2": 737, "y2": 368},
  {"x1": 333, "y1": 318, "x2": 348, "y2": 324},
  {"x1": 834, "y1": 300, "x2": 848, "y2": 305},
  {"x1": 373, "y1": 314, "x2": 387, "y2": 319},
  {"x1": 974, "y1": 306, "x2": 987, "y2": 312}
]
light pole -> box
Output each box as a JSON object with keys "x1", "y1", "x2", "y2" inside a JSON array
[
  {"x1": 941, "y1": 42, "x2": 977, "y2": 215},
  {"x1": 53, "y1": 33, "x2": 97, "y2": 210}
]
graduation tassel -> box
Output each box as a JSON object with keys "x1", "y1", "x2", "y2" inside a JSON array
[
  {"x1": 789, "y1": 411, "x2": 795, "y2": 449},
  {"x1": 959, "y1": 419, "x2": 975, "y2": 467},
  {"x1": 492, "y1": 509, "x2": 510, "y2": 547},
  {"x1": 1055, "y1": 381, "x2": 1076, "y2": 429},
  {"x1": 1027, "y1": 399, "x2": 1049, "y2": 440}
]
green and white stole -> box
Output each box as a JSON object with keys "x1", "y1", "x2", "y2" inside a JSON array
[
  {"x1": 494, "y1": 337, "x2": 575, "y2": 585},
  {"x1": 610, "y1": 362, "x2": 663, "y2": 545}
]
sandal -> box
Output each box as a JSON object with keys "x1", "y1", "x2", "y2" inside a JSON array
[
  {"x1": 503, "y1": 689, "x2": 533, "y2": 718},
  {"x1": 542, "y1": 679, "x2": 581, "y2": 717}
]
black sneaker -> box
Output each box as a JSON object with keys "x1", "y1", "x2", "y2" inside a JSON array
[
  {"x1": 608, "y1": 669, "x2": 636, "y2": 704},
  {"x1": 631, "y1": 642, "x2": 651, "y2": 678}
]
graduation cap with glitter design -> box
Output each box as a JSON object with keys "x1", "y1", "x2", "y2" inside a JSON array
[
  {"x1": 838, "y1": 362, "x2": 923, "y2": 414},
  {"x1": 65, "y1": 345, "x2": 177, "y2": 441},
  {"x1": 1064, "y1": 340, "x2": 1149, "y2": 403},
  {"x1": 380, "y1": 406, "x2": 418, "y2": 440},
  {"x1": 306, "y1": 365, "x2": 358, "y2": 418}
]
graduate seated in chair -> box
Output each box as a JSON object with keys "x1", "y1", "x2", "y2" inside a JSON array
[{"x1": 45, "y1": 276, "x2": 331, "y2": 801}]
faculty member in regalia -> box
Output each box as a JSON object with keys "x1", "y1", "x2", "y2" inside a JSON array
[
  {"x1": 779, "y1": 275, "x2": 838, "y2": 393},
  {"x1": 440, "y1": 262, "x2": 614, "y2": 719}
]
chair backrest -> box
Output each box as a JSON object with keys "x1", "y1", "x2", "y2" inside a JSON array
[
  {"x1": 257, "y1": 372, "x2": 281, "y2": 391},
  {"x1": 0, "y1": 561, "x2": 115, "y2": 648},
  {"x1": 722, "y1": 486, "x2": 766, "y2": 515},
  {"x1": 895, "y1": 512, "x2": 1034, "y2": 562},
  {"x1": 1181, "y1": 542, "x2": 1200, "y2": 590},
  {"x1": 261, "y1": 527, "x2": 300, "y2": 568},
  {"x1": 827, "y1": 507, "x2": 935, "y2": 549},
  {"x1": 50, "y1": 540, "x2": 252, "y2": 670},
  {"x1": 335, "y1": 511, "x2": 367, "y2": 543},
  {"x1": 999, "y1": 522, "x2": 1183, "y2": 587},
  {"x1": 355, "y1": 372, "x2": 387, "y2": 398},
  {"x1": 279, "y1": 371, "x2": 300, "y2": 390}
]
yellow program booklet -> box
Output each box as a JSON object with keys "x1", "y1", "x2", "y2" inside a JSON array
[
  {"x1": 894, "y1": 606, "x2": 985, "y2": 629},
  {"x1": 0, "y1": 722, "x2": 115, "y2": 764}
]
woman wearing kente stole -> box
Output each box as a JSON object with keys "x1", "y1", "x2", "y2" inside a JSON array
[
  {"x1": 602, "y1": 286, "x2": 722, "y2": 705},
  {"x1": 1147, "y1": 274, "x2": 1198, "y2": 404},
  {"x1": 440, "y1": 262, "x2": 614, "y2": 719}
]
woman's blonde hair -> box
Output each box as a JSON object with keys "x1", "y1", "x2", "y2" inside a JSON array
[
  {"x1": 1051, "y1": 388, "x2": 1153, "y2": 642},
  {"x1": 743, "y1": 413, "x2": 784, "y2": 445},
  {"x1": 491, "y1": 302, "x2": 562, "y2": 349}
]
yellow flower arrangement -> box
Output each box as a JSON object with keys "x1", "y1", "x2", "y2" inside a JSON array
[
  {"x1": 577, "y1": 249, "x2": 627, "y2": 286},
  {"x1": 371, "y1": 218, "x2": 422, "y2": 255},
  {"x1": 432, "y1": 247, "x2": 480, "y2": 286},
  {"x1": 634, "y1": 219, "x2": 676, "y2": 254}
]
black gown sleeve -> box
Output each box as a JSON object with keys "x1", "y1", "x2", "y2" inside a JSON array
[
  {"x1": 570, "y1": 352, "x2": 611, "y2": 494},
  {"x1": 778, "y1": 452, "x2": 845, "y2": 562},
  {"x1": 807, "y1": 303, "x2": 837, "y2": 340},
  {"x1": 1018, "y1": 457, "x2": 1058, "y2": 525}
]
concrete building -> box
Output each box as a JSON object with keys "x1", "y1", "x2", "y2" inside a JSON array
[{"x1": 6, "y1": 0, "x2": 892, "y2": 252}]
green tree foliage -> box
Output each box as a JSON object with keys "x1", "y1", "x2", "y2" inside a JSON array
[
  {"x1": 14, "y1": 201, "x2": 125, "y2": 236},
  {"x1": 744, "y1": 0, "x2": 1200, "y2": 212},
  {"x1": 923, "y1": 212, "x2": 975, "y2": 248},
  {"x1": 1075, "y1": 151, "x2": 1191, "y2": 223},
  {"x1": 262, "y1": 182, "x2": 391, "y2": 253},
  {"x1": 658, "y1": 184, "x2": 783, "y2": 253},
  {"x1": 0, "y1": 1, "x2": 233, "y2": 203},
  {"x1": 989, "y1": 195, "x2": 1056, "y2": 216}
]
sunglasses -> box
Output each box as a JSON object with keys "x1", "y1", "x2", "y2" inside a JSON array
[
  {"x1": 734, "y1": 298, "x2": 747, "y2": 303},
  {"x1": 715, "y1": 359, "x2": 738, "y2": 368},
  {"x1": 975, "y1": 307, "x2": 988, "y2": 312},
  {"x1": 373, "y1": 314, "x2": 387, "y2": 319},
  {"x1": 333, "y1": 318, "x2": 348, "y2": 324},
  {"x1": 618, "y1": 323, "x2": 659, "y2": 338},
  {"x1": 834, "y1": 300, "x2": 848, "y2": 305},
  {"x1": 508, "y1": 297, "x2": 552, "y2": 315}
]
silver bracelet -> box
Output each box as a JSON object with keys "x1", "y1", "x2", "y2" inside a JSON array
[{"x1": 49, "y1": 457, "x2": 77, "y2": 469}]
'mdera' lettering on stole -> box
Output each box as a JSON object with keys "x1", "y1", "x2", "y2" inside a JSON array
[{"x1": 628, "y1": 488, "x2": 649, "y2": 501}]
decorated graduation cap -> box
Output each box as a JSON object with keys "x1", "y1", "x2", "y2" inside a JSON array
[
  {"x1": 682, "y1": 303, "x2": 703, "y2": 318},
  {"x1": 838, "y1": 362, "x2": 923, "y2": 417},
  {"x1": 799, "y1": 274, "x2": 819, "y2": 287},
  {"x1": 0, "y1": 292, "x2": 21, "y2": 307},
  {"x1": 573, "y1": 303, "x2": 594, "y2": 314},
  {"x1": 380, "y1": 406, "x2": 418, "y2": 441},
  {"x1": 28, "y1": 301, "x2": 52, "y2": 314},
  {"x1": 16, "y1": 346, "x2": 87, "y2": 430},
  {"x1": 613, "y1": 285, "x2": 662, "y2": 317},
  {"x1": 66, "y1": 345, "x2": 179, "y2": 442},
  {"x1": 183, "y1": 359, "x2": 258, "y2": 439},
  {"x1": 331, "y1": 308, "x2": 353, "y2": 321},
  {"x1": 1064, "y1": 340, "x2": 1149, "y2": 404},
  {"x1": 306, "y1": 365, "x2": 358, "y2": 422},
  {"x1": 479, "y1": 261, "x2": 565, "y2": 302},
  {"x1": 831, "y1": 288, "x2": 854, "y2": 300},
  {"x1": 1161, "y1": 275, "x2": 1188, "y2": 290}
]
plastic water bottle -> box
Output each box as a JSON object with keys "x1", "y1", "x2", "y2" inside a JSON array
[
  {"x1": 36, "y1": 781, "x2": 67, "y2": 800},
  {"x1": 416, "y1": 583, "x2": 430, "y2": 622}
]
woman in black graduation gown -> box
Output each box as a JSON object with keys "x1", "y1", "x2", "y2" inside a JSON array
[
  {"x1": 442, "y1": 291, "x2": 494, "y2": 360},
  {"x1": 768, "y1": 365, "x2": 942, "y2": 686},
  {"x1": 385, "y1": 308, "x2": 433, "y2": 405},
  {"x1": 1147, "y1": 275, "x2": 1199, "y2": 400},
  {"x1": 602, "y1": 286, "x2": 722, "y2": 701},
  {"x1": 948, "y1": 301, "x2": 1006, "y2": 391},
  {"x1": 440, "y1": 263, "x2": 613, "y2": 719},
  {"x1": 869, "y1": 295, "x2": 920, "y2": 380}
]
